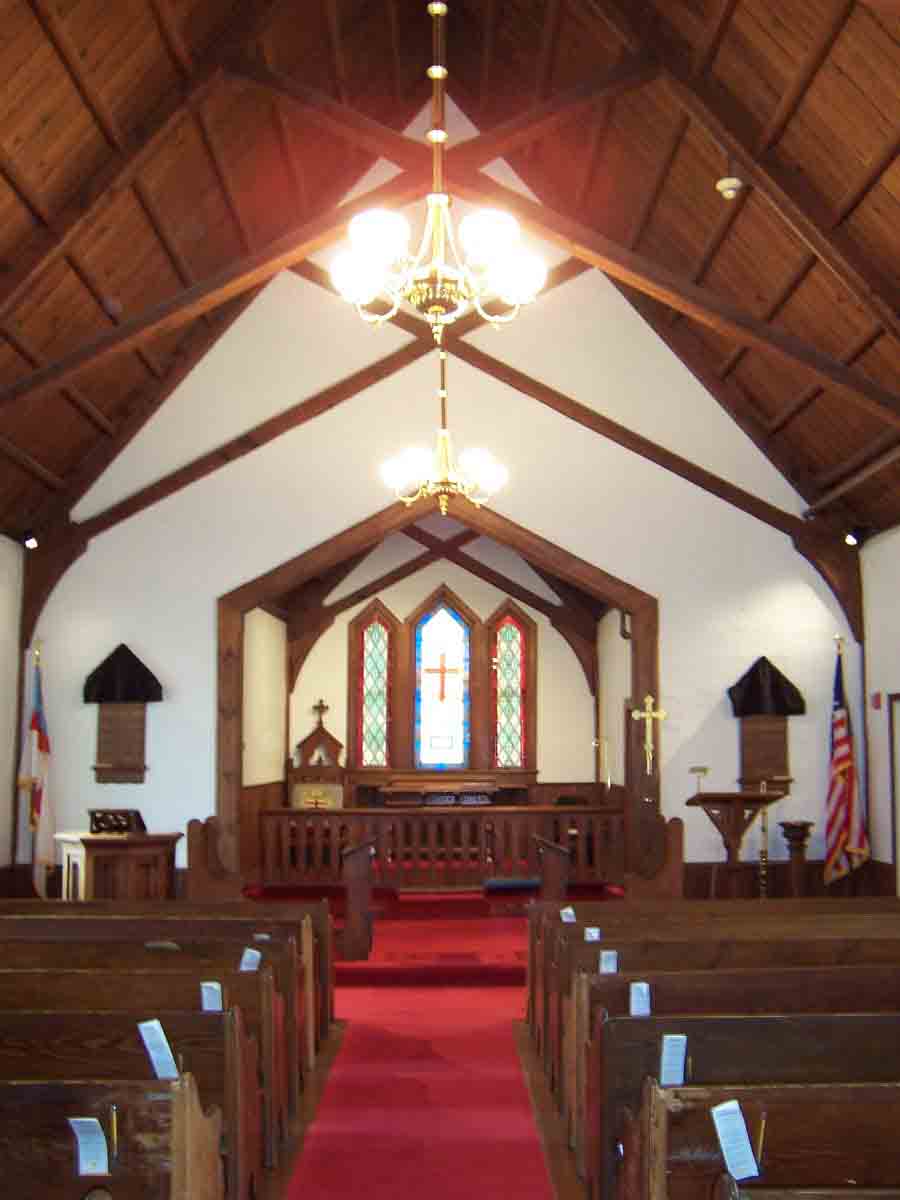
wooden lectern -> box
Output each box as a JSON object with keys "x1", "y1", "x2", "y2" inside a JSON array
[
  {"x1": 55, "y1": 831, "x2": 182, "y2": 901},
  {"x1": 686, "y1": 791, "x2": 783, "y2": 898}
]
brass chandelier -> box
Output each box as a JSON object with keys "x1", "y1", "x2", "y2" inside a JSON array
[
  {"x1": 380, "y1": 349, "x2": 508, "y2": 515},
  {"x1": 329, "y1": 1, "x2": 547, "y2": 345}
]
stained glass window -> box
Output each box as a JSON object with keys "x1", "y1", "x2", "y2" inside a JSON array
[
  {"x1": 360, "y1": 619, "x2": 390, "y2": 766},
  {"x1": 415, "y1": 605, "x2": 470, "y2": 768},
  {"x1": 494, "y1": 615, "x2": 525, "y2": 767}
]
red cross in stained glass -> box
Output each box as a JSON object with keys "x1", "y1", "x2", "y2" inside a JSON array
[{"x1": 424, "y1": 652, "x2": 459, "y2": 702}]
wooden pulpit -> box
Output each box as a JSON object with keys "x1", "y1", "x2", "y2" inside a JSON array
[
  {"x1": 686, "y1": 791, "x2": 783, "y2": 898},
  {"x1": 55, "y1": 831, "x2": 182, "y2": 901}
]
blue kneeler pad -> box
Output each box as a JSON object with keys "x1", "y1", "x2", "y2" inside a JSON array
[{"x1": 484, "y1": 877, "x2": 540, "y2": 892}]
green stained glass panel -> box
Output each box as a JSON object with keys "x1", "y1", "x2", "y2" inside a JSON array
[
  {"x1": 361, "y1": 621, "x2": 389, "y2": 766},
  {"x1": 496, "y1": 620, "x2": 524, "y2": 767}
]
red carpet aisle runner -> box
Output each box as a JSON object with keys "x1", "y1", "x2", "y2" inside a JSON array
[{"x1": 286, "y1": 916, "x2": 555, "y2": 1200}]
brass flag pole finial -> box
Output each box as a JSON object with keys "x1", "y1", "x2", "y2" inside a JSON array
[{"x1": 631, "y1": 693, "x2": 667, "y2": 775}]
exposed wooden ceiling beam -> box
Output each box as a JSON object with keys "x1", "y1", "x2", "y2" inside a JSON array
[
  {"x1": 755, "y1": 2, "x2": 854, "y2": 155},
  {"x1": 324, "y1": 0, "x2": 349, "y2": 105},
  {"x1": 67, "y1": 252, "x2": 166, "y2": 381},
  {"x1": 448, "y1": 57, "x2": 658, "y2": 173},
  {"x1": 387, "y1": 0, "x2": 403, "y2": 104},
  {"x1": 403, "y1": 526, "x2": 600, "y2": 638},
  {"x1": 133, "y1": 180, "x2": 199, "y2": 293},
  {"x1": 766, "y1": 326, "x2": 883, "y2": 439},
  {"x1": 148, "y1": 0, "x2": 194, "y2": 75},
  {"x1": 1, "y1": 325, "x2": 115, "y2": 438},
  {"x1": 0, "y1": 169, "x2": 431, "y2": 413},
  {"x1": 692, "y1": 0, "x2": 739, "y2": 76},
  {"x1": 480, "y1": 0, "x2": 497, "y2": 115},
  {"x1": 450, "y1": 169, "x2": 900, "y2": 428},
  {"x1": 24, "y1": 293, "x2": 264, "y2": 538},
  {"x1": 0, "y1": 0, "x2": 295, "y2": 328},
  {"x1": 28, "y1": 0, "x2": 124, "y2": 151},
  {"x1": 450, "y1": 338, "x2": 806, "y2": 539},
  {"x1": 78, "y1": 338, "x2": 432, "y2": 541},
  {"x1": 628, "y1": 114, "x2": 688, "y2": 249},
  {"x1": 586, "y1": 0, "x2": 900, "y2": 348},
  {"x1": 0, "y1": 434, "x2": 64, "y2": 491},
  {"x1": 535, "y1": 0, "x2": 565, "y2": 101},
  {"x1": 718, "y1": 253, "x2": 815, "y2": 378},
  {"x1": 804, "y1": 439, "x2": 900, "y2": 517},
  {"x1": 832, "y1": 127, "x2": 900, "y2": 225},
  {"x1": 814, "y1": 424, "x2": 896, "y2": 494},
  {"x1": 232, "y1": 61, "x2": 428, "y2": 171},
  {"x1": 325, "y1": 531, "x2": 480, "y2": 618},
  {"x1": 194, "y1": 107, "x2": 252, "y2": 254}
]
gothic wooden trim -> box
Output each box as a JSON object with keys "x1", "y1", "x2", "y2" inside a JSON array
[{"x1": 346, "y1": 599, "x2": 400, "y2": 770}]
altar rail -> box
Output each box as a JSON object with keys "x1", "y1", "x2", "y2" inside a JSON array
[{"x1": 260, "y1": 806, "x2": 625, "y2": 890}]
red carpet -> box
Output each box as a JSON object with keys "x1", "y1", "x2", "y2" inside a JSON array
[
  {"x1": 286, "y1": 987, "x2": 554, "y2": 1200},
  {"x1": 286, "y1": 905, "x2": 554, "y2": 1200},
  {"x1": 337, "y1": 917, "x2": 528, "y2": 987}
]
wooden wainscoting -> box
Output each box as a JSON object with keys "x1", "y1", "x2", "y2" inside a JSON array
[{"x1": 683, "y1": 858, "x2": 897, "y2": 899}]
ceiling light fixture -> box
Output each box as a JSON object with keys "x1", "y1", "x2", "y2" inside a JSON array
[
  {"x1": 715, "y1": 174, "x2": 745, "y2": 201},
  {"x1": 23, "y1": 531, "x2": 38, "y2": 550},
  {"x1": 844, "y1": 526, "x2": 869, "y2": 548},
  {"x1": 380, "y1": 349, "x2": 507, "y2": 513},
  {"x1": 330, "y1": 1, "x2": 547, "y2": 345}
]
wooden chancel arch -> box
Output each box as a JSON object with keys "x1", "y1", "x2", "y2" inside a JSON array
[{"x1": 216, "y1": 498, "x2": 661, "y2": 875}]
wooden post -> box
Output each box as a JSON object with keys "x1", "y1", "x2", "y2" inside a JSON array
[
  {"x1": 533, "y1": 834, "x2": 570, "y2": 901},
  {"x1": 341, "y1": 838, "x2": 375, "y2": 960},
  {"x1": 780, "y1": 819, "x2": 814, "y2": 897}
]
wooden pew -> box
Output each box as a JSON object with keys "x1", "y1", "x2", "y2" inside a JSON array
[
  {"x1": 0, "y1": 966, "x2": 286, "y2": 1170},
  {"x1": 567, "y1": 963, "x2": 900, "y2": 1179},
  {"x1": 529, "y1": 895, "x2": 900, "y2": 1041},
  {"x1": 633, "y1": 1078, "x2": 900, "y2": 1200},
  {"x1": 0, "y1": 935, "x2": 306, "y2": 1117},
  {"x1": 585, "y1": 1011, "x2": 900, "y2": 1200},
  {"x1": 538, "y1": 911, "x2": 900, "y2": 1088},
  {"x1": 0, "y1": 1073, "x2": 223, "y2": 1199},
  {"x1": 0, "y1": 908, "x2": 321, "y2": 1071},
  {"x1": 0, "y1": 1009, "x2": 258, "y2": 1200},
  {"x1": 186, "y1": 816, "x2": 245, "y2": 901},
  {"x1": 0, "y1": 898, "x2": 334, "y2": 1045}
]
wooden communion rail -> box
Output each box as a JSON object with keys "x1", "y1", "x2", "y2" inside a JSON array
[{"x1": 260, "y1": 806, "x2": 625, "y2": 891}]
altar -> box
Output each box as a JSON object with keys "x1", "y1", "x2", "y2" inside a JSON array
[{"x1": 346, "y1": 768, "x2": 537, "y2": 807}]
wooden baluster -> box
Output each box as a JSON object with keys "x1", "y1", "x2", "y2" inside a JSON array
[{"x1": 281, "y1": 817, "x2": 292, "y2": 882}]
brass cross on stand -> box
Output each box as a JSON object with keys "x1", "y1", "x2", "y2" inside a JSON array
[
  {"x1": 424, "y1": 653, "x2": 459, "y2": 702},
  {"x1": 313, "y1": 698, "x2": 329, "y2": 726},
  {"x1": 631, "y1": 693, "x2": 667, "y2": 775}
]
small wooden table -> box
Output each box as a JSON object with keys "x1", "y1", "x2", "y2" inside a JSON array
[
  {"x1": 686, "y1": 791, "x2": 784, "y2": 897},
  {"x1": 55, "y1": 831, "x2": 182, "y2": 901}
]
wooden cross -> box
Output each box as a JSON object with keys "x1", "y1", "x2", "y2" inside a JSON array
[
  {"x1": 631, "y1": 693, "x2": 667, "y2": 775},
  {"x1": 424, "y1": 653, "x2": 459, "y2": 702},
  {"x1": 313, "y1": 698, "x2": 329, "y2": 726}
]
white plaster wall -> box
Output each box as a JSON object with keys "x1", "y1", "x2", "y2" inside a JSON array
[
  {"x1": 243, "y1": 609, "x2": 287, "y2": 786},
  {"x1": 597, "y1": 609, "x2": 631, "y2": 787},
  {"x1": 31, "y1": 274, "x2": 858, "y2": 868},
  {"x1": 0, "y1": 537, "x2": 23, "y2": 866},
  {"x1": 862, "y1": 526, "x2": 900, "y2": 883},
  {"x1": 290, "y1": 554, "x2": 595, "y2": 782}
]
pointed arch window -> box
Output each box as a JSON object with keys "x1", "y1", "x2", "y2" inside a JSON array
[
  {"x1": 494, "y1": 614, "x2": 526, "y2": 767},
  {"x1": 488, "y1": 601, "x2": 537, "y2": 772},
  {"x1": 348, "y1": 601, "x2": 399, "y2": 769},
  {"x1": 415, "y1": 603, "x2": 471, "y2": 768}
]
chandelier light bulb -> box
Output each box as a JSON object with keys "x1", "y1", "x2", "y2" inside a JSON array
[
  {"x1": 458, "y1": 447, "x2": 509, "y2": 496},
  {"x1": 330, "y1": 251, "x2": 384, "y2": 306},
  {"x1": 380, "y1": 446, "x2": 433, "y2": 494},
  {"x1": 348, "y1": 209, "x2": 411, "y2": 265},
  {"x1": 459, "y1": 209, "x2": 521, "y2": 267},
  {"x1": 490, "y1": 251, "x2": 548, "y2": 306}
]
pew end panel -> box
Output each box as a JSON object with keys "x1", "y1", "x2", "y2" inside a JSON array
[
  {"x1": 0, "y1": 1074, "x2": 223, "y2": 1200},
  {"x1": 186, "y1": 817, "x2": 245, "y2": 902}
]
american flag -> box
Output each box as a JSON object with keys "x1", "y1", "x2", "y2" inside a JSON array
[
  {"x1": 16, "y1": 651, "x2": 54, "y2": 898},
  {"x1": 824, "y1": 648, "x2": 870, "y2": 885}
]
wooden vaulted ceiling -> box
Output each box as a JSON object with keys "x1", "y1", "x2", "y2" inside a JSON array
[{"x1": 2, "y1": 0, "x2": 900, "y2": 577}]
